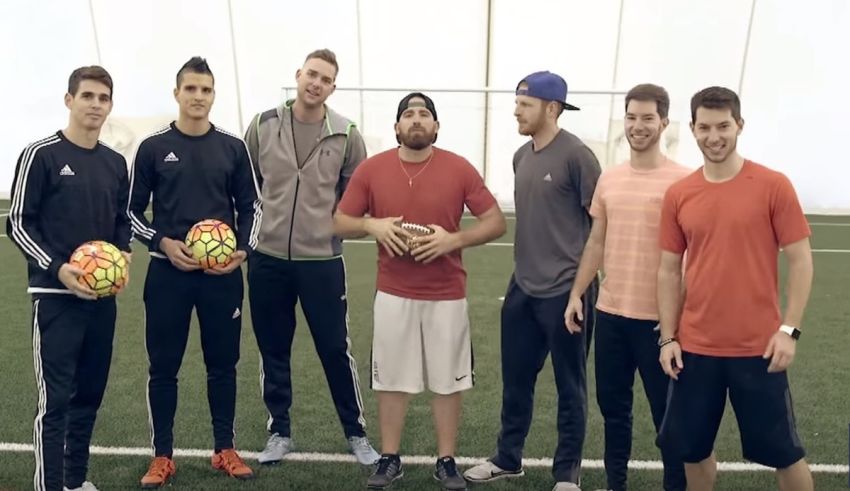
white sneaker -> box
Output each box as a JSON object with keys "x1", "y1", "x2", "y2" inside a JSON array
[
  {"x1": 64, "y1": 482, "x2": 98, "y2": 491},
  {"x1": 347, "y1": 435, "x2": 380, "y2": 465},
  {"x1": 257, "y1": 433, "x2": 294, "y2": 464},
  {"x1": 552, "y1": 482, "x2": 582, "y2": 491},
  {"x1": 463, "y1": 460, "x2": 525, "y2": 482}
]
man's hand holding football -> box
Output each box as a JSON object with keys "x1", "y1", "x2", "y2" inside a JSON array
[
  {"x1": 412, "y1": 225, "x2": 462, "y2": 264},
  {"x1": 365, "y1": 216, "x2": 411, "y2": 257}
]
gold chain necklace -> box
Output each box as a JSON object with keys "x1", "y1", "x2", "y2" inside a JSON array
[{"x1": 398, "y1": 149, "x2": 434, "y2": 187}]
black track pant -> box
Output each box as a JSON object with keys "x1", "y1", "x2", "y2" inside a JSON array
[
  {"x1": 492, "y1": 277, "x2": 597, "y2": 484},
  {"x1": 31, "y1": 295, "x2": 116, "y2": 491},
  {"x1": 144, "y1": 258, "x2": 244, "y2": 456},
  {"x1": 248, "y1": 253, "x2": 367, "y2": 439}
]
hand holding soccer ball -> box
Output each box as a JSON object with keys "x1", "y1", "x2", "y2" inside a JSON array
[
  {"x1": 64, "y1": 240, "x2": 129, "y2": 299},
  {"x1": 160, "y1": 237, "x2": 201, "y2": 272},
  {"x1": 184, "y1": 219, "x2": 241, "y2": 274}
]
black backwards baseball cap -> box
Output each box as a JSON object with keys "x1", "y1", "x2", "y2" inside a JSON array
[
  {"x1": 516, "y1": 71, "x2": 580, "y2": 111},
  {"x1": 396, "y1": 92, "x2": 438, "y2": 122}
]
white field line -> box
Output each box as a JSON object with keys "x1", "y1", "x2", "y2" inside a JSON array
[{"x1": 0, "y1": 442, "x2": 846, "y2": 473}]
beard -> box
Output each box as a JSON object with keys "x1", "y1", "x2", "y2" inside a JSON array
[
  {"x1": 517, "y1": 113, "x2": 545, "y2": 136},
  {"x1": 398, "y1": 127, "x2": 435, "y2": 150},
  {"x1": 626, "y1": 130, "x2": 661, "y2": 152},
  {"x1": 699, "y1": 136, "x2": 737, "y2": 163}
]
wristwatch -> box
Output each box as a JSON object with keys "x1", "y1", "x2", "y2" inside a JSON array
[{"x1": 779, "y1": 324, "x2": 802, "y2": 340}]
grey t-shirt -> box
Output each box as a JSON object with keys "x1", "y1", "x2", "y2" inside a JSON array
[
  {"x1": 293, "y1": 118, "x2": 324, "y2": 168},
  {"x1": 512, "y1": 129, "x2": 602, "y2": 297}
]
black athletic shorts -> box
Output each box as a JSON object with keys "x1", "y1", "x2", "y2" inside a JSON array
[{"x1": 656, "y1": 352, "x2": 805, "y2": 469}]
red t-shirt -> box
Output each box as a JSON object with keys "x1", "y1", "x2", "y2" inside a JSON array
[
  {"x1": 659, "y1": 161, "x2": 811, "y2": 356},
  {"x1": 337, "y1": 147, "x2": 497, "y2": 300}
]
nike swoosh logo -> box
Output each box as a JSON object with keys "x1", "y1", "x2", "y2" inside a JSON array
[{"x1": 455, "y1": 375, "x2": 468, "y2": 381}]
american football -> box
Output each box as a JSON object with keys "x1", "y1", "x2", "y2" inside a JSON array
[{"x1": 398, "y1": 221, "x2": 434, "y2": 253}]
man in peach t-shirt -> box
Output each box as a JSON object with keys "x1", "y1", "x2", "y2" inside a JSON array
[
  {"x1": 565, "y1": 84, "x2": 689, "y2": 491},
  {"x1": 656, "y1": 87, "x2": 814, "y2": 491}
]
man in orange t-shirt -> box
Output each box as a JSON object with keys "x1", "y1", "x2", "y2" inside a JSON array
[
  {"x1": 565, "y1": 84, "x2": 689, "y2": 491},
  {"x1": 334, "y1": 92, "x2": 506, "y2": 491},
  {"x1": 656, "y1": 86, "x2": 814, "y2": 491}
]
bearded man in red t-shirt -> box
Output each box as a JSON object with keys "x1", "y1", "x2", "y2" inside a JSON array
[{"x1": 334, "y1": 92, "x2": 506, "y2": 491}]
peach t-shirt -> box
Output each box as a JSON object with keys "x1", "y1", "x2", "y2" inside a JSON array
[{"x1": 589, "y1": 159, "x2": 692, "y2": 320}]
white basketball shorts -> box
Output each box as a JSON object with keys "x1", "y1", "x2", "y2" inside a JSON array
[{"x1": 371, "y1": 291, "x2": 474, "y2": 394}]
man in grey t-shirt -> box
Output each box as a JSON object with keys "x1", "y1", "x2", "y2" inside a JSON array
[{"x1": 465, "y1": 71, "x2": 601, "y2": 491}]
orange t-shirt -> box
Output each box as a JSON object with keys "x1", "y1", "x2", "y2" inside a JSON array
[
  {"x1": 337, "y1": 147, "x2": 497, "y2": 300},
  {"x1": 590, "y1": 159, "x2": 692, "y2": 320},
  {"x1": 659, "y1": 161, "x2": 810, "y2": 357}
]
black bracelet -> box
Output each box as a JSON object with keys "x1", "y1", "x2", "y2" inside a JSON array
[{"x1": 658, "y1": 337, "x2": 678, "y2": 348}]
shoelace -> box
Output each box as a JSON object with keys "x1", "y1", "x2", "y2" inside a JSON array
[
  {"x1": 268, "y1": 436, "x2": 288, "y2": 448},
  {"x1": 218, "y1": 451, "x2": 247, "y2": 471},
  {"x1": 376, "y1": 457, "x2": 397, "y2": 474},
  {"x1": 146, "y1": 458, "x2": 172, "y2": 478},
  {"x1": 350, "y1": 437, "x2": 370, "y2": 451},
  {"x1": 438, "y1": 458, "x2": 458, "y2": 478}
]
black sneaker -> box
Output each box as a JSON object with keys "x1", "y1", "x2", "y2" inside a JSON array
[
  {"x1": 434, "y1": 456, "x2": 467, "y2": 490},
  {"x1": 367, "y1": 454, "x2": 404, "y2": 489}
]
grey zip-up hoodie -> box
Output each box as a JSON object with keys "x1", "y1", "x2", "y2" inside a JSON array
[{"x1": 244, "y1": 100, "x2": 367, "y2": 259}]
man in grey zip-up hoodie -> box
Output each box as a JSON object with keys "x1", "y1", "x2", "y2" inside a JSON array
[{"x1": 243, "y1": 49, "x2": 379, "y2": 466}]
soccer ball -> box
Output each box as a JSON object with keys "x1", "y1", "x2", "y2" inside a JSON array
[
  {"x1": 185, "y1": 219, "x2": 237, "y2": 270},
  {"x1": 69, "y1": 241, "x2": 128, "y2": 297}
]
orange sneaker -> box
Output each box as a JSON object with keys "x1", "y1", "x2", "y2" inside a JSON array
[
  {"x1": 140, "y1": 456, "x2": 175, "y2": 488},
  {"x1": 211, "y1": 449, "x2": 254, "y2": 480}
]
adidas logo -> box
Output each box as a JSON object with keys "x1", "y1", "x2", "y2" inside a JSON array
[
  {"x1": 163, "y1": 152, "x2": 180, "y2": 163},
  {"x1": 543, "y1": 173, "x2": 552, "y2": 182},
  {"x1": 59, "y1": 164, "x2": 75, "y2": 176},
  {"x1": 232, "y1": 307, "x2": 241, "y2": 319}
]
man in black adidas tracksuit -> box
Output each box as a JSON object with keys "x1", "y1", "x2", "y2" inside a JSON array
[
  {"x1": 127, "y1": 57, "x2": 261, "y2": 487},
  {"x1": 7, "y1": 66, "x2": 130, "y2": 491}
]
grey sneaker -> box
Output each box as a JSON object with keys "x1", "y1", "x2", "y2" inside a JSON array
[
  {"x1": 367, "y1": 454, "x2": 403, "y2": 489},
  {"x1": 553, "y1": 482, "x2": 582, "y2": 491},
  {"x1": 463, "y1": 460, "x2": 525, "y2": 482},
  {"x1": 434, "y1": 456, "x2": 467, "y2": 490},
  {"x1": 64, "y1": 482, "x2": 98, "y2": 491},
  {"x1": 348, "y1": 435, "x2": 380, "y2": 465},
  {"x1": 257, "y1": 433, "x2": 293, "y2": 464}
]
